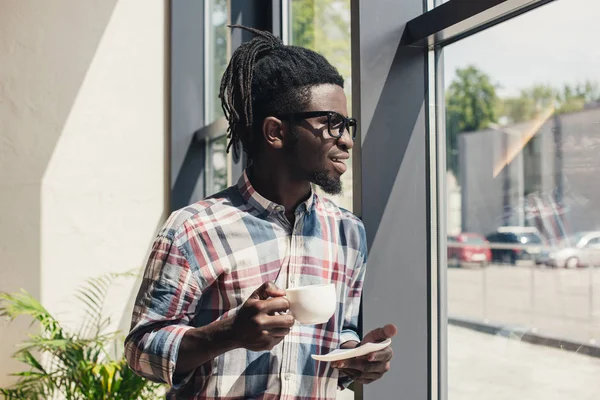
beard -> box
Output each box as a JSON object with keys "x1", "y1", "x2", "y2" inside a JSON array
[{"x1": 313, "y1": 171, "x2": 343, "y2": 195}]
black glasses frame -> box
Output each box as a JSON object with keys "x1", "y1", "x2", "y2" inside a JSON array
[{"x1": 279, "y1": 111, "x2": 357, "y2": 141}]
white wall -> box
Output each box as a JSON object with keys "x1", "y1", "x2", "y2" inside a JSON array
[{"x1": 0, "y1": 0, "x2": 167, "y2": 385}]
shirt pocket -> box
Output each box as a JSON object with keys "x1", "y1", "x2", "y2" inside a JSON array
[{"x1": 219, "y1": 254, "x2": 283, "y2": 307}]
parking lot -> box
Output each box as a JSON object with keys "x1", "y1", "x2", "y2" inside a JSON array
[{"x1": 448, "y1": 264, "x2": 600, "y2": 344}]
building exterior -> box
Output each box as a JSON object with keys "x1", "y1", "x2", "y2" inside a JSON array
[{"x1": 459, "y1": 105, "x2": 600, "y2": 241}]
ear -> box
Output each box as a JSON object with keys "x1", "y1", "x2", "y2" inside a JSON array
[{"x1": 262, "y1": 116, "x2": 285, "y2": 150}]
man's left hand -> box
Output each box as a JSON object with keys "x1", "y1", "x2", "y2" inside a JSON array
[{"x1": 332, "y1": 324, "x2": 397, "y2": 385}]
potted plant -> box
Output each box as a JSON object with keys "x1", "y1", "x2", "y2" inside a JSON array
[{"x1": 0, "y1": 272, "x2": 163, "y2": 400}]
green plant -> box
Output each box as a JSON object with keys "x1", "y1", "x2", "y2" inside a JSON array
[{"x1": 0, "y1": 272, "x2": 163, "y2": 400}]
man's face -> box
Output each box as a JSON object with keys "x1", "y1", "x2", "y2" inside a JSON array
[{"x1": 284, "y1": 84, "x2": 354, "y2": 195}]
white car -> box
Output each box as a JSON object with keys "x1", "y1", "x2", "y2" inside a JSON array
[{"x1": 548, "y1": 231, "x2": 600, "y2": 268}]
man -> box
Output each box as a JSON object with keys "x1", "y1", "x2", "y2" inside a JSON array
[{"x1": 125, "y1": 25, "x2": 396, "y2": 399}]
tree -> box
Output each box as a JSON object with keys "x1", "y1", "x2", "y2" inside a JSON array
[
  {"x1": 497, "y1": 95, "x2": 537, "y2": 124},
  {"x1": 446, "y1": 65, "x2": 499, "y2": 178},
  {"x1": 498, "y1": 81, "x2": 600, "y2": 124},
  {"x1": 556, "y1": 81, "x2": 600, "y2": 114},
  {"x1": 210, "y1": 0, "x2": 228, "y2": 122},
  {"x1": 291, "y1": 0, "x2": 352, "y2": 103},
  {"x1": 498, "y1": 84, "x2": 555, "y2": 124}
]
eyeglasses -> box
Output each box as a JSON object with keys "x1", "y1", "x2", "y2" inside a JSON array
[{"x1": 279, "y1": 111, "x2": 357, "y2": 141}]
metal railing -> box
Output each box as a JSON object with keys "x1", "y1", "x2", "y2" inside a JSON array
[{"x1": 446, "y1": 243, "x2": 600, "y2": 345}]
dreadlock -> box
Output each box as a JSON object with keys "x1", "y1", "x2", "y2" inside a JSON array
[{"x1": 219, "y1": 25, "x2": 344, "y2": 160}]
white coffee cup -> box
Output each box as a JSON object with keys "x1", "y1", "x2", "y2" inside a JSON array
[{"x1": 286, "y1": 283, "x2": 337, "y2": 325}]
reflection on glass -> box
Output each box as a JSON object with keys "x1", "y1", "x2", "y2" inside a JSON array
[
  {"x1": 206, "y1": 0, "x2": 228, "y2": 123},
  {"x1": 289, "y1": 0, "x2": 353, "y2": 211},
  {"x1": 444, "y1": 1, "x2": 600, "y2": 398},
  {"x1": 207, "y1": 135, "x2": 228, "y2": 195}
]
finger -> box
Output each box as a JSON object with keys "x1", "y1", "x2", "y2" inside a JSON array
[
  {"x1": 332, "y1": 358, "x2": 363, "y2": 371},
  {"x1": 259, "y1": 297, "x2": 291, "y2": 314},
  {"x1": 251, "y1": 281, "x2": 286, "y2": 300},
  {"x1": 268, "y1": 327, "x2": 293, "y2": 337},
  {"x1": 361, "y1": 361, "x2": 390, "y2": 375},
  {"x1": 335, "y1": 359, "x2": 389, "y2": 374},
  {"x1": 338, "y1": 368, "x2": 362, "y2": 380},
  {"x1": 362, "y1": 324, "x2": 398, "y2": 344},
  {"x1": 259, "y1": 314, "x2": 295, "y2": 330},
  {"x1": 363, "y1": 347, "x2": 393, "y2": 363}
]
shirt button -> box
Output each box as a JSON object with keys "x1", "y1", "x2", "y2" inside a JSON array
[{"x1": 284, "y1": 374, "x2": 291, "y2": 380}]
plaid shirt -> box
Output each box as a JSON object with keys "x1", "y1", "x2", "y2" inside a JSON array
[{"x1": 125, "y1": 170, "x2": 367, "y2": 399}]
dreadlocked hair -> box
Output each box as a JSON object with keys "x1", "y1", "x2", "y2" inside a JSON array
[{"x1": 219, "y1": 24, "x2": 344, "y2": 160}]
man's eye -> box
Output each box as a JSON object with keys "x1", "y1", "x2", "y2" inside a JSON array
[{"x1": 330, "y1": 115, "x2": 344, "y2": 127}]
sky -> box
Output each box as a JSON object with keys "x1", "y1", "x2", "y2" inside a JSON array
[{"x1": 443, "y1": 0, "x2": 600, "y2": 97}]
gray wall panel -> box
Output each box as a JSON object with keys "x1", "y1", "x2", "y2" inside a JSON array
[
  {"x1": 170, "y1": 0, "x2": 205, "y2": 209},
  {"x1": 353, "y1": 0, "x2": 430, "y2": 398}
]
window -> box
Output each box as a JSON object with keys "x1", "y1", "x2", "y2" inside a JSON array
[
  {"x1": 206, "y1": 135, "x2": 228, "y2": 195},
  {"x1": 206, "y1": 0, "x2": 229, "y2": 124},
  {"x1": 444, "y1": 1, "x2": 600, "y2": 398},
  {"x1": 585, "y1": 237, "x2": 600, "y2": 248},
  {"x1": 204, "y1": 0, "x2": 230, "y2": 196},
  {"x1": 288, "y1": 0, "x2": 353, "y2": 211}
]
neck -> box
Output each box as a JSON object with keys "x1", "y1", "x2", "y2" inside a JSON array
[{"x1": 249, "y1": 159, "x2": 312, "y2": 216}]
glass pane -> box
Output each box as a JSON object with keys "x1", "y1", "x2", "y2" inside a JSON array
[
  {"x1": 207, "y1": 135, "x2": 228, "y2": 195},
  {"x1": 443, "y1": 1, "x2": 600, "y2": 398},
  {"x1": 206, "y1": 0, "x2": 228, "y2": 123},
  {"x1": 289, "y1": 0, "x2": 353, "y2": 211}
]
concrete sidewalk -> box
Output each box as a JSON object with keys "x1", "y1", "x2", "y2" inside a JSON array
[{"x1": 449, "y1": 325, "x2": 600, "y2": 400}]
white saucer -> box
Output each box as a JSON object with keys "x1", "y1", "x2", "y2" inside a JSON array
[{"x1": 311, "y1": 339, "x2": 392, "y2": 362}]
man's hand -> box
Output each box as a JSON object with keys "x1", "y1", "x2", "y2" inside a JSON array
[
  {"x1": 230, "y1": 281, "x2": 295, "y2": 351},
  {"x1": 332, "y1": 324, "x2": 397, "y2": 385}
]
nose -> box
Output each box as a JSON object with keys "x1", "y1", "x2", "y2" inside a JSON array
[{"x1": 337, "y1": 127, "x2": 354, "y2": 150}]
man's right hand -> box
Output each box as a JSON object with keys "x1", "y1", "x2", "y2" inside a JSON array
[{"x1": 231, "y1": 281, "x2": 295, "y2": 351}]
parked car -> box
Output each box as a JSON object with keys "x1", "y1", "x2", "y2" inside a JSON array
[
  {"x1": 485, "y1": 227, "x2": 545, "y2": 265},
  {"x1": 447, "y1": 233, "x2": 491, "y2": 267},
  {"x1": 547, "y1": 231, "x2": 600, "y2": 268}
]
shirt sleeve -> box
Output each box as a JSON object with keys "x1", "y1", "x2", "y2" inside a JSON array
[{"x1": 124, "y1": 225, "x2": 219, "y2": 393}]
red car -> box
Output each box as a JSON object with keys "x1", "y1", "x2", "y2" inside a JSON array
[{"x1": 447, "y1": 233, "x2": 491, "y2": 267}]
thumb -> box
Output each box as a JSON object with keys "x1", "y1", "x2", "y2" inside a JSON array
[
  {"x1": 362, "y1": 324, "x2": 398, "y2": 344},
  {"x1": 251, "y1": 281, "x2": 285, "y2": 300}
]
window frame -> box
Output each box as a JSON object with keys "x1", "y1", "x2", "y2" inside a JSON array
[{"x1": 403, "y1": 1, "x2": 561, "y2": 400}]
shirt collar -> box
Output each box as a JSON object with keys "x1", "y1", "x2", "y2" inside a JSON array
[{"x1": 237, "y1": 169, "x2": 317, "y2": 216}]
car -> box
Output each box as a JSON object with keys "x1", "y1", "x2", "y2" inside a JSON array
[
  {"x1": 547, "y1": 231, "x2": 600, "y2": 268},
  {"x1": 447, "y1": 233, "x2": 491, "y2": 267},
  {"x1": 485, "y1": 227, "x2": 546, "y2": 265}
]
